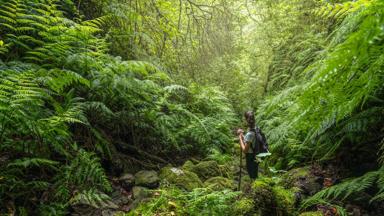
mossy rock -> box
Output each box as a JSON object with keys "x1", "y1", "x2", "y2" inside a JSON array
[
  {"x1": 134, "y1": 170, "x2": 159, "y2": 188},
  {"x1": 272, "y1": 186, "x2": 296, "y2": 216},
  {"x1": 204, "y1": 176, "x2": 235, "y2": 191},
  {"x1": 132, "y1": 186, "x2": 150, "y2": 200},
  {"x1": 219, "y1": 164, "x2": 232, "y2": 178},
  {"x1": 232, "y1": 197, "x2": 259, "y2": 216},
  {"x1": 159, "y1": 166, "x2": 203, "y2": 191},
  {"x1": 282, "y1": 166, "x2": 322, "y2": 196},
  {"x1": 182, "y1": 160, "x2": 195, "y2": 172},
  {"x1": 189, "y1": 160, "x2": 221, "y2": 181},
  {"x1": 251, "y1": 178, "x2": 275, "y2": 215},
  {"x1": 298, "y1": 211, "x2": 323, "y2": 216}
]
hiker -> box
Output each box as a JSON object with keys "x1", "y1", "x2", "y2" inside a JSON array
[{"x1": 237, "y1": 111, "x2": 268, "y2": 179}]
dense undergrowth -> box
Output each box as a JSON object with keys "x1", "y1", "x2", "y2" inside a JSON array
[
  {"x1": 1, "y1": 0, "x2": 384, "y2": 215},
  {"x1": 256, "y1": 0, "x2": 384, "y2": 213},
  {"x1": 0, "y1": 0, "x2": 236, "y2": 214}
]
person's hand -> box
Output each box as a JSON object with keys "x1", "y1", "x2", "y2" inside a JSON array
[{"x1": 237, "y1": 128, "x2": 244, "y2": 136}]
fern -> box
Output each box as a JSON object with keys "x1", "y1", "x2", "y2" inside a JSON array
[
  {"x1": 54, "y1": 149, "x2": 111, "y2": 203},
  {"x1": 7, "y1": 158, "x2": 59, "y2": 169},
  {"x1": 69, "y1": 188, "x2": 113, "y2": 209},
  {"x1": 302, "y1": 166, "x2": 384, "y2": 208}
]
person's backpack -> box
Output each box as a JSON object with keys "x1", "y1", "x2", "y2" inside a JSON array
[{"x1": 250, "y1": 127, "x2": 269, "y2": 155}]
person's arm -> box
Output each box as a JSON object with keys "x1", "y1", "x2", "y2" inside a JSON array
[{"x1": 239, "y1": 133, "x2": 251, "y2": 153}]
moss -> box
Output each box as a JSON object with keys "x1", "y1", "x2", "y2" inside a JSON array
[
  {"x1": 282, "y1": 167, "x2": 311, "y2": 188},
  {"x1": 134, "y1": 170, "x2": 160, "y2": 188},
  {"x1": 204, "y1": 176, "x2": 235, "y2": 191},
  {"x1": 159, "y1": 166, "x2": 203, "y2": 191},
  {"x1": 189, "y1": 160, "x2": 221, "y2": 181},
  {"x1": 298, "y1": 211, "x2": 323, "y2": 216},
  {"x1": 232, "y1": 197, "x2": 257, "y2": 215},
  {"x1": 282, "y1": 166, "x2": 322, "y2": 196},
  {"x1": 251, "y1": 178, "x2": 275, "y2": 215},
  {"x1": 272, "y1": 186, "x2": 296, "y2": 216},
  {"x1": 182, "y1": 160, "x2": 195, "y2": 172},
  {"x1": 219, "y1": 164, "x2": 232, "y2": 178}
]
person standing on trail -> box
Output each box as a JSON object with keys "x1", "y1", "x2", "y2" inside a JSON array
[{"x1": 237, "y1": 111, "x2": 268, "y2": 179}]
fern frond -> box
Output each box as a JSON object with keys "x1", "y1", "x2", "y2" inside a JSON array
[
  {"x1": 7, "y1": 158, "x2": 59, "y2": 170},
  {"x1": 69, "y1": 189, "x2": 113, "y2": 209}
]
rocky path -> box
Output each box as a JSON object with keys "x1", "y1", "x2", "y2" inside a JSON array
[{"x1": 69, "y1": 150, "x2": 345, "y2": 216}]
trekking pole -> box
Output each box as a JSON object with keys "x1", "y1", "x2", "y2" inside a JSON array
[{"x1": 238, "y1": 145, "x2": 242, "y2": 191}]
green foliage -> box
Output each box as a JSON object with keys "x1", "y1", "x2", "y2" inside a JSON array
[
  {"x1": 257, "y1": 0, "x2": 384, "y2": 167},
  {"x1": 129, "y1": 186, "x2": 240, "y2": 216},
  {"x1": 54, "y1": 149, "x2": 112, "y2": 202},
  {"x1": 257, "y1": 0, "x2": 384, "y2": 212},
  {"x1": 0, "y1": 0, "x2": 237, "y2": 214},
  {"x1": 302, "y1": 166, "x2": 384, "y2": 208},
  {"x1": 183, "y1": 188, "x2": 240, "y2": 215}
]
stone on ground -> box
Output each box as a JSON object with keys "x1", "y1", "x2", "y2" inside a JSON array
[
  {"x1": 272, "y1": 186, "x2": 296, "y2": 216},
  {"x1": 118, "y1": 173, "x2": 135, "y2": 189},
  {"x1": 159, "y1": 166, "x2": 203, "y2": 191},
  {"x1": 132, "y1": 186, "x2": 150, "y2": 200},
  {"x1": 182, "y1": 160, "x2": 195, "y2": 172},
  {"x1": 204, "y1": 176, "x2": 235, "y2": 191},
  {"x1": 187, "y1": 160, "x2": 221, "y2": 181},
  {"x1": 251, "y1": 178, "x2": 275, "y2": 216},
  {"x1": 282, "y1": 166, "x2": 322, "y2": 196},
  {"x1": 134, "y1": 170, "x2": 159, "y2": 188}
]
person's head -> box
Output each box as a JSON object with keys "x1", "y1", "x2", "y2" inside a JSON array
[{"x1": 244, "y1": 111, "x2": 255, "y2": 129}]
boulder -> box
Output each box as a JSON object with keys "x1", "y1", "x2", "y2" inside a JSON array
[
  {"x1": 134, "y1": 170, "x2": 159, "y2": 188},
  {"x1": 272, "y1": 186, "x2": 296, "y2": 216},
  {"x1": 119, "y1": 173, "x2": 135, "y2": 189},
  {"x1": 159, "y1": 167, "x2": 203, "y2": 191},
  {"x1": 251, "y1": 178, "x2": 275, "y2": 216},
  {"x1": 204, "y1": 176, "x2": 235, "y2": 191},
  {"x1": 189, "y1": 160, "x2": 221, "y2": 181},
  {"x1": 132, "y1": 186, "x2": 150, "y2": 200},
  {"x1": 182, "y1": 160, "x2": 195, "y2": 172},
  {"x1": 219, "y1": 164, "x2": 232, "y2": 178},
  {"x1": 282, "y1": 166, "x2": 322, "y2": 196}
]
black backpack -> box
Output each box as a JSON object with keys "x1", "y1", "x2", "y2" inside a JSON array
[{"x1": 250, "y1": 127, "x2": 269, "y2": 155}]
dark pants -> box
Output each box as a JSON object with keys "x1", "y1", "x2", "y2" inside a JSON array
[{"x1": 246, "y1": 153, "x2": 258, "y2": 179}]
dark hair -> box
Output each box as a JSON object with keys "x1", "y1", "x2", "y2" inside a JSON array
[{"x1": 244, "y1": 111, "x2": 255, "y2": 129}]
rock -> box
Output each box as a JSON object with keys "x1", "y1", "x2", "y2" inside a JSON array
[
  {"x1": 232, "y1": 197, "x2": 258, "y2": 216},
  {"x1": 219, "y1": 164, "x2": 232, "y2": 178},
  {"x1": 112, "y1": 195, "x2": 131, "y2": 206},
  {"x1": 298, "y1": 211, "x2": 323, "y2": 216},
  {"x1": 282, "y1": 166, "x2": 323, "y2": 196},
  {"x1": 272, "y1": 186, "x2": 295, "y2": 216},
  {"x1": 251, "y1": 178, "x2": 275, "y2": 216},
  {"x1": 182, "y1": 160, "x2": 195, "y2": 172},
  {"x1": 188, "y1": 160, "x2": 221, "y2": 181},
  {"x1": 159, "y1": 166, "x2": 203, "y2": 191},
  {"x1": 134, "y1": 170, "x2": 159, "y2": 188},
  {"x1": 204, "y1": 176, "x2": 235, "y2": 191},
  {"x1": 119, "y1": 173, "x2": 135, "y2": 189},
  {"x1": 132, "y1": 186, "x2": 150, "y2": 200}
]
